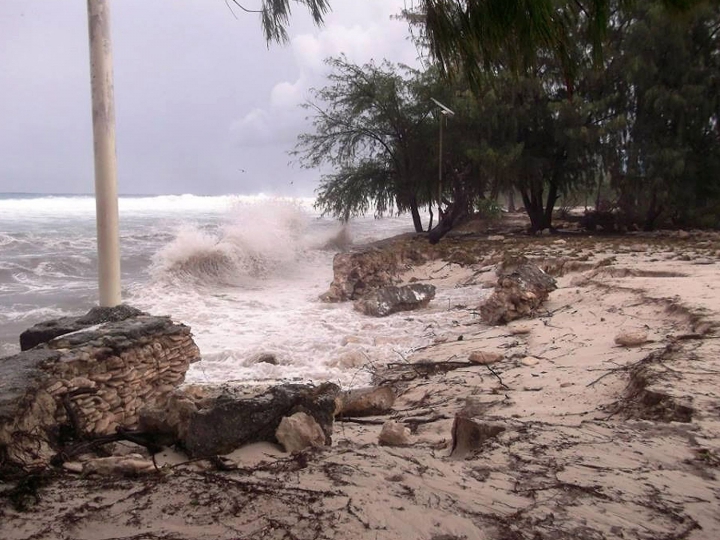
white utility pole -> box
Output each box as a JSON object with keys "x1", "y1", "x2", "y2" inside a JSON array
[
  {"x1": 430, "y1": 98, "x2": 455, "y2": 215},
  {"x1": 87, "y1": 0, "x2": 121, "y2": 307}
]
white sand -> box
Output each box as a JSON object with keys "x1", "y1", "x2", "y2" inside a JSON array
[{"x1": 2, "y1": 232, "x2": 719, "y2": 540}]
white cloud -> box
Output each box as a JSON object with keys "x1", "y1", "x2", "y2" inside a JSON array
[
  {"x1": 270, "y1": 78, "x2": 306, "y2": 109},
  {"x1": 230, "y1": 0, "x2": 420, "y2": 152}
]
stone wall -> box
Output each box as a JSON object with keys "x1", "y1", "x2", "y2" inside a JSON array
[{"x1": 0, "y1": 306, "x2": 200, "y2": 471}]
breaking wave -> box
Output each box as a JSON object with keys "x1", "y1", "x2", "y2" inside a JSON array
[{"x1": 150, "y1": 200, "x2": 340, "y2": 287}]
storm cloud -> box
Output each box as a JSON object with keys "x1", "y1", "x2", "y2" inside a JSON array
[{"x1": 0, "y1": 0, "x2": 419, "y2": 196}]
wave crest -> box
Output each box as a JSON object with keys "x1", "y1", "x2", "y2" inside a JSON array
[{"x1": 151, "y1": 200, "x2": 319, "y2": 286}]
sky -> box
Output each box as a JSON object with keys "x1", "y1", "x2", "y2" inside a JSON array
[{"x1": 0, "y1": 0, "x2": 421, "y2": 197}]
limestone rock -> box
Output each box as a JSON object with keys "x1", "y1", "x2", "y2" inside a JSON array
[
  {"x1": 320, "y1": 236, "x2": 429, "y2": 302},
  {"x1": 82, "y1": 454, "x2": 155, "y2": 476},
  {"x1": 468, "y1": 350, "x2": 503, "y2": 365},
  {"x1": 182, "y1": 383, "x2": 339, "y2": 458},
  {"x1": 480, "y1": 257, "x2": 557, "y2": 325},
  {"x1": 0, "y1": 307, "x2": 200, "y2": 471},
  {"x1": 19, "y1": 304, "x2": 146, "y2": 351},
  {"x1": 353, "y1": 284, "x2": 436, "y2": 317},
  {"x1": 337, "y1": 386, "x2": 395, "y2": 417},
  {"x1": 450, "y1": 417, "x2": 506, "y2": 459},
  {"x1": 138, "y1": 392, "x2": 199, "y2": 445},
  {"x1": 378, "y1": 420, "x2": 411, "y2": 446},
  {"x1": 509, "y1": 325, "x2": 531, "y2": 335},
  {"x1": 615, "y1": 330, "x2": 649, "y2": 347},
  {"x1": 276, "y1": 412, "x2": 326, "y2": 453},
  {"x1": 248, "y1": 352, "x2": 278, "y2": 366}
]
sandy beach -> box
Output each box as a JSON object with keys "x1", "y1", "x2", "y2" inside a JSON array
[{"x1": 2, "y1": 225, "x2": 719, "y2": 540}]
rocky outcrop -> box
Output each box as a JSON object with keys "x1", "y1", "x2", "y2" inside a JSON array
[
  {"x1": 480, "y1": 258, "x2": 557, "y2": 325},
  {"x1": 0, "y1": 308, "x2": 200, "y2": 471},
  {"x1": 320, "y1": 235, "x2": 428, "y2": 302},
  {"x1": 181, "y1": 383, "x2": 340, "y2": 457},
  {"x1": 353, "y1": 284, "x2": 436, "y2": 317}
]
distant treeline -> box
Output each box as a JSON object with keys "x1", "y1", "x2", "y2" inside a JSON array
[{"x1": 294, "y1": 0, "x2": 720, "y2": 234}]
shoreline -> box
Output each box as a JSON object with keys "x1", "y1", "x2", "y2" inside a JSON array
[{"x1": 2, "y1": 228, "x2": 720, "y2": 539}]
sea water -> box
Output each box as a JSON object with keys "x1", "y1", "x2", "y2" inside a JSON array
[{"x1": 0, "y1": 193, "x2": 486, "y2": 387}]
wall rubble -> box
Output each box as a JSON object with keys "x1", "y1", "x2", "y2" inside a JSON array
[{"x1": 0, "y1": 306, "x2": 200, "y2": 471}]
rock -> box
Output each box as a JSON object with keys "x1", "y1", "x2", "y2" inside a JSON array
[
  {"x1": 468, "y1": 350, "x2": 503, "y2": 365},
  {"x1": 320, "y1": 236, "x2": 429, "y2": 302},
  {"x1": 0, "y1": 308, "x2": 200, "y2": 471},
  {"x1": 509, "y1": 325, "x2": 531, "y2": 335},
  {"x1": 487, "y1": 235, "x2": 505, "y2": 241},
  {"x1": 353, "y1": 284, "x2": 436, "y2": 317},
  {"x1": 677, "y1": 230, "x2": 690, "y2": 239},
  {"x1": 138, "y1": 392, "x2": 199, "y2": 445},
  {"x1": 521, "y1": 357, "x2": 539, "y2": 367},
  {"x1": 182, "y1": 383, "x2": 339, "y2": 458},
  {"x1": 62, "y1": 461, "x2": 84, "y2": 473},
  {"x1": 19, "y1": 304, "x2": 146, "y2": 351},
  {"x1": 479, "y1": 257, "x2": 557, "y2": 325},
  {"x1": 337, "y1": 386, "x2": 395, "y2": 417},
  {"x1": 248, "y1": 352, "x2": 278, "y2": 366},
  {"x1": 82, "y1": 455, "x2": 155, "y2": 476},
  {"x1": 450, "y1": 417, "x2": 506, "y2": 459},
  {"x1": 614, "y1": 330, "x2": 649, "y2": 347},
  {"x1": 378, "y1": 421, "x2": 411, "y2": 446},
  {"x1": 275, "y1": 412, "x2": 326, "y2": 453}
]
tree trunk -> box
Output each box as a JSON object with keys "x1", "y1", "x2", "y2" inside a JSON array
[
  {"x1": 542, "y1": 180, "x2": 559, "y2": 231},
  {"x1": 507, "y1": 189, "x2": 516, "y2": 212},
  {"x1": 409, "y1": 195, "x2": 424, "y2": 233},
  {"x1": 520, "y1": 187, "x2": 544, "y2": 233},
  {"x1": 643, "y1": 187, "x2": 663, "y2": 231}
]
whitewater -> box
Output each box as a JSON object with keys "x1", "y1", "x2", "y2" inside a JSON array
[{"x1": 0, "y1": 193, "x2": 486, "y2": 387}]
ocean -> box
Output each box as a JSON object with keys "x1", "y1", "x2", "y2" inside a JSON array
[{"x1": 0, "y1": 193, "x2": 486, "y2": 387}]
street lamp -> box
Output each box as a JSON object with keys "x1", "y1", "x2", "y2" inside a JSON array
[
  {"x1": 87, "y1": 0, "x2": 121, "y2": 307},
  {"x1": 431, "y1": 98, "x2": 455, "y2": 216}
]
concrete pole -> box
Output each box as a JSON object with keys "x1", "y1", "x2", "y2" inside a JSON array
[
  {"x1": 87, "y1": 0, "x2": 121, "y2": 307},
  {"x1": 438, "y1": 114, "x2": 443, "y2": 215}
]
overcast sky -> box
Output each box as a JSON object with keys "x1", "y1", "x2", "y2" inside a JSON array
[{"x1": 0, "y1": 0, "x2": 420, "y2": 196}]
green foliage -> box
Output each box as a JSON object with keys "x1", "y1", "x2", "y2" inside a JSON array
[
  {"x1": 237, "y1": 0, "x2": 330, "y2": 44},
  {"x1": 293, "y1": 0, "x2": 720, "y2": 235},
  {"x1": 599, "y1": 0, "x2": 720, "y2": 229},
  {"x1": 474, "y1": 198, "x2": 503, "y2": 221},
  {"x1": 294, "y1": 57, "x2": 439, "y2": 231}
]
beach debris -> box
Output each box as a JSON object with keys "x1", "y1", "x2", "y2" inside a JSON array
[
  {"x1": 337, "y1": 386, "x2": 395, "y2": 417},
  {"x1": 614, "y1": 330, "x2": 650, "y2": 347},
  {"x1": 276, "y1": 412, "x2": 326, "y2": 453},
  {"x1": 181, "y1": 382, "x2": 339, "y2": 458},
  {"x1": 450, "y1": 417, "x2": 506, "y2": 459},
  {"x1": 378, "y1": 420, "x2": 411, "y2": 446},
  {"x1": 353, "y1": 284, "x2": 436, "y2": 317},
  {"x1": 468, "y1": 350, "x2": 504, "y2": 365},
  {"x1": 480, "y1": 257, "x2": 557, "y2": 325}
]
